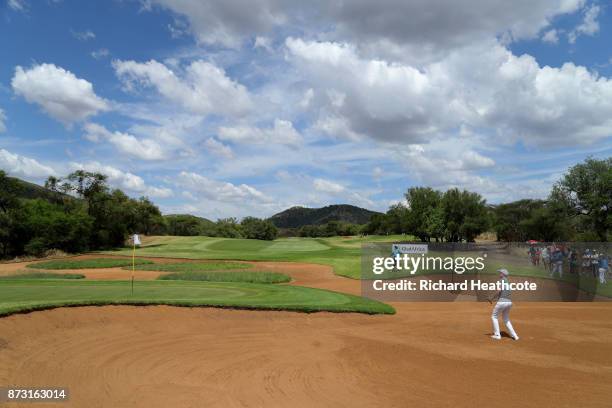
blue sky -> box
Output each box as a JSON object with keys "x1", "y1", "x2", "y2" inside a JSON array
[{"x1": 1, "y1": 0, "x2": 611, "y2": 219}]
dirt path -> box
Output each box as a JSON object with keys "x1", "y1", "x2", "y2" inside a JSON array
[{"x1": 1, "y1": 255, "x2": 612, "y2": 407}]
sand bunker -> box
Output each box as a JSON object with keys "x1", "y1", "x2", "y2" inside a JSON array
[{"x1": 1, "y1": 255, "x2": 611, "y2": 407}]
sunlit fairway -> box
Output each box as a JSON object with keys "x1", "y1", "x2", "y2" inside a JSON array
[
  {"x1": 0, "y1": 280, "x2": 395, "y2": 317},
  {"x1": 104, "y1": 235, "x2": 411, "y2": 279}
]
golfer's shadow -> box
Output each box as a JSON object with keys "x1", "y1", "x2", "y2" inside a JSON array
[{"x1": 483, "y1": 331, "x2": 513, "y2": 339}]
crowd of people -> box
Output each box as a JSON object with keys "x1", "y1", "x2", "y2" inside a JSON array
[{"x1": 527, "y1": 244, "x2": 610, "y2": 284}]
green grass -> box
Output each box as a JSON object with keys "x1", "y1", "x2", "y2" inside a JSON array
[
  {"x1": 103, "y1": 235, "x2": 412, "y2": 279},
  {"x1": 0, "y1": 272, "x2": 85, "y2": 280},
  {"x1": 125, "y1": 262, "x2": 252, "y2": 272},
  {"x1": 28, "y1": 258, "x2": 154, "y2": 270},
  {"x1": 0, "y1": 280, "x2": 395, "y2": 317},
  {"x1": 157, "y1": 271, "x2": 290, "y2": 283}
]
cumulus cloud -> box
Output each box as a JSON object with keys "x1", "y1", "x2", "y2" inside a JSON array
[
  {"x1": 313, "y1": 178, "x2": 345, "y2": 194},
  {"x1": 12, "y1": 63, "x2": 109, "y2": 125},
  {"x1": 568, "y1": 4, "x2": 600, "y2": 43},
  {"x1": 0, "y1": 149, "x2": 55, "y2": 179},
  {"x1": 113, "y1": 59, "x2": 252, "y2": 118},
  {"x1": 218, "y1": 119, "x2": 301, "y2": 146},
  {"x1": 542, "y1": 29, "x2": 560, "y2": 44},
  {"x1": 177, "y1": 171, "x2": 271, "y2": 203},
  {"x1": 70, "y1": 161, "x2": 173, "y2": 198},
  {"x1": 146, "y1": 0, "x2": 286, "y2": 47},
  {"x1": 287, "y1": 38, "x2": 612, "y2": 147},
  {"x1": 83, "y1": 123, "x2": 166, "y2": 160},
  {"x1": 145, "y1": 0, "x2": 584, "y2": 58}
]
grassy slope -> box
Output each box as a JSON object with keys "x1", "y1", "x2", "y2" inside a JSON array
[
  {"x1": 28, "y1": 258, "x2": 153, "y2": 270},
  {"x1": 0, "y1": 280, "x2": 395, "y2": 316},
  {"x1": 158, "y1": 271, "x2": 291, "y2": 283},
  {"x1": 126, "y1": 262, "x2": 252, "y2": 272},
  {"x1": 104, "y1": 235, "x2": 410, "y2": 279}
]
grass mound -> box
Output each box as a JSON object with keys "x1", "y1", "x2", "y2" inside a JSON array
[
  {"x1": 28, "y1": 258, "x2": 154, "y2": 270},
  {"x1": 126, "y1": 262, "x2": 251, "y2": 272},
  {"x1": 0, "y1": 272, "x2": 85, "y2": 280},
  {"x1": 157, "y1": 271, "x2": 290, "y2": 284},
  {"x1": 0, "y1": 280, "x2": 395, "y2": 316}
]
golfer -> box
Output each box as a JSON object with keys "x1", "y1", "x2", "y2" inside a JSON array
[{"x1": 490, "y1": 268, "x2": 519, "y2": 341}]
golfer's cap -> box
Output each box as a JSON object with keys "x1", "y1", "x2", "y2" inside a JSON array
[{"x1": 497, "y1": 268, "x2": 509, "y2": 276}]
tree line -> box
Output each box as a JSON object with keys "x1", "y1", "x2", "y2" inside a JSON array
[
  {"x1": 363, "y1": 157, "x2": 610, "y2": 242},
  {"x1": 0, "y1": 170, "x2": 277, "y2": 259}
]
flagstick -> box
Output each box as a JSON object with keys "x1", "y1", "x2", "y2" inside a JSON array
[{"x1": 131, "y1": 240, "x2": 135, "y2": 296}]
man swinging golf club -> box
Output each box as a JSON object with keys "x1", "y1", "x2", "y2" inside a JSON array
[{"x1": 490, "y1": 268, "x2": 519, "y2": 341}]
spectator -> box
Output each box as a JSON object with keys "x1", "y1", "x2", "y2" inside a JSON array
[
  {"x1": 541, "y1": 246, "x2": 550, "y2": 272},
  {"x1": 598, "y1": 254, "x2": 609, "y2": 285},
  {"x1": 551, "y1": 247, "x2": 564, "y2": 278}
]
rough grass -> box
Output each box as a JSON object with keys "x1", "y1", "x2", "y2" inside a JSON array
[
  {"x1": 0, "y1": 272, "x2": 85, "y2": 280},
  {"x1": 0, "y1": 280, "x2": 395, "y2": 317},
  {"x1": 28, "y1": 258, "x2": 154, "y2": 270},
  {"x1": 125, "y1": 262, "x2": 251, "y2": 272},
  {"x1": 157, "y1": 271, "x2": 290, "y2": 284}
]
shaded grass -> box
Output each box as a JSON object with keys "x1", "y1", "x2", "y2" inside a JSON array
[
  {"x1": 0, "y1": 280, "x2": 395, "y2": 317},
  {"x1": 28, "y1": 258, "x2": 154, "y2": 270},
  {"x1": 157, "y1": 271, "x2": 290, "y2": 284},
  {"x1": 125, "y1": 262, "x2": 251, "y2": 272},
  {"x1": 0, "y1": 272, "x2": 85, "y2": 280}
]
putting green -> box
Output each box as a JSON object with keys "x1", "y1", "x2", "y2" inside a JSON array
[{"x1": 0, "y1": 280, "x2": 395, "y2": 317}]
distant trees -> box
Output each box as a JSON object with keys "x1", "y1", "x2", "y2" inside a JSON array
[{"x1": 365, "y1": 187, "x2": 489, "y2": 242}]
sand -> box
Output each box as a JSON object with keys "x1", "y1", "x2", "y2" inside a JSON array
[{"x1": 1, "y1": 256, "x2": 612, "y2": 407}]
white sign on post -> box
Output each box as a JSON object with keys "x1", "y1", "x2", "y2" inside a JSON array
[
  {"x1": 133, "y1": 234, "x2": 141, "y2": 246},
  {"x1": 392, "y1": 243, "x2": 428, "y2": 254}
]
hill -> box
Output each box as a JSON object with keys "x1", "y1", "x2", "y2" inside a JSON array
[
  {"x1": 268, "y1": 204, "x2": 381, "y2": 228},
  {"x1": 10, "y1": 176, "x2": 73, "y2": 203}
]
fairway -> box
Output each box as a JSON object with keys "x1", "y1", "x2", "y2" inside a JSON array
[
  {"x1": 104, "y1": 235, "x2": 409, "y2": 278},
  {"x1": 0, "y1": 279, "x2": 395, "y2": 317}
]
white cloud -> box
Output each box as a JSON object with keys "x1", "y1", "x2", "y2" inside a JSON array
[
  {"x1": 83, "y1": 123, "x2": 166, "y2": 160},
  {"x1": 145, "y1": 0, "x2": 584, "y2": 58},
  {"x1": 113, "y1": 59, "x2": 252, "y2": 118},
  {"x1": 0, "y1": 149, "x2": 55, "y2": 179},
  {"x1": 91, "y1": 48, "x2": 110, "y2": 59},
  {"x1": 254, "y1": 36, "x2": 274, "y2": 52},
  {"x1": 542, "y1": 29, "x2": 559, "y2": 44},
  {"x1": 146, "y1": 0, "x2": 286, "y2": 47},
  {"x1": 287, "y1": 38, "x2": 612, "y2": 147},
  {"x1": 12, "y1": 63, "x2": 109, "y2": 125},
  {"x1": 177, "y1": 171, "x2": 271, "y2": 203},
  {"x1": 568, "y1": 4, "x2": 600, "y2": 43},
  {"x1": 313, "y1": 178, "x2": 345, "y2": 194},
  {"x1": 218, "y1": 119, "x2": 301, "y2": 146},
  {"x1": 71, "y1": 29, "x2": 96, "y2": 41},
  {"x1": 0, "y1": 109, "x2": 6, "y2": 133},
  {"x1": 70, "y1": 161, "x2": 173, "y2": 198},
  {"x1": 204, "y1": 138, "x2": 234, "y2": 159},
  {"x1": 7, "y1": 0, "x2": 27, "y2": 11}
]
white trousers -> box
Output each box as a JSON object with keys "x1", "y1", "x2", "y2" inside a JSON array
[
  {"x1": 491, "y1": 301, "x2": 518, "y2": 339},
  {"x1": 599, "y1": 268, "x2": 608, "y2": 284}
]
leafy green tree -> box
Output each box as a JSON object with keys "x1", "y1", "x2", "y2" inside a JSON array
[
  {"x1": 240, "y1": 217, "x2": 278, "y2": 240},
  {"x1": 405, "y1": 187, "x2": 442, "y2": 241},
  {"x1": 441, "y1": 188, "x2": 488, "y2": 242},
  {"x1": 550, "y1": 157, "x2": 611, "y2": 241}
]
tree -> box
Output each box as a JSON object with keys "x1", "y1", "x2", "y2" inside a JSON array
[
  {"x1": 405, "y1": 187, "x2": 442, "y2": 241},
  {"x1": 240, "y1": 217, "x2": 278, "y2": 240},
  {"x1": 492, "y1": 199, "x2": 546, "y2": 241},
  {"x1": 441, "y1": 188, "x2": 488, "y2": 242},
  {"x1": 550, "y1": 157, "x2": 611, "y2": 241}
]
